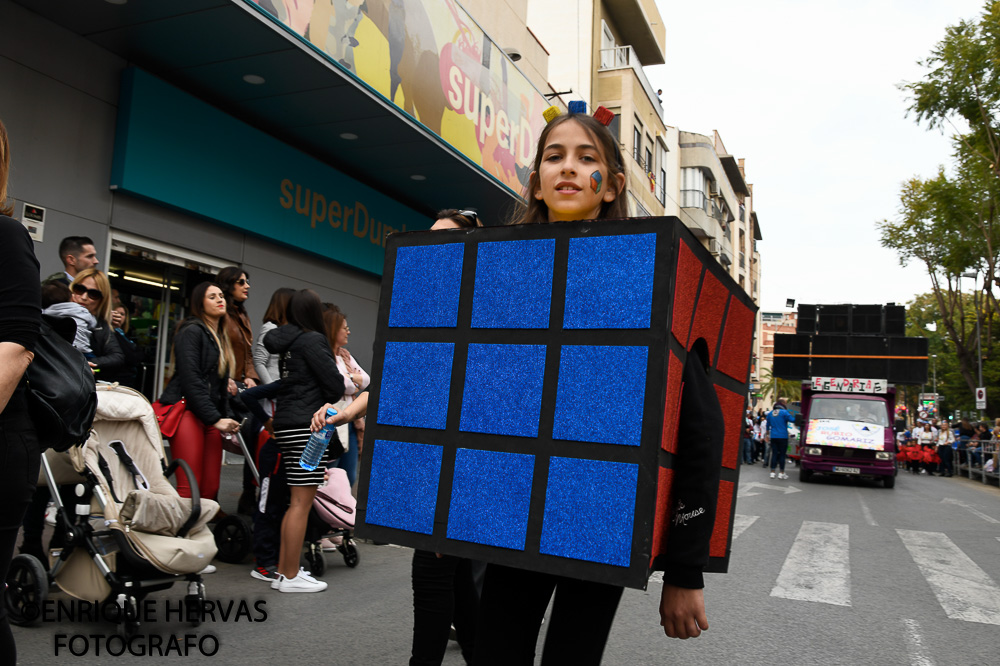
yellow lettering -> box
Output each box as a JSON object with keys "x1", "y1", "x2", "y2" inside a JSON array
[
  {"x1": 294, "y1": 185, "x2": 310, "y2": 216},
  {"x1": 353, "y1": 201, "x2": 369, "y2": 239},
  {"x1": 279, "y1": 179, "x2": 294, "y2": 209},
  {"x1": 328, "y1": 200, "x2": 342, "y2": 229},
  {"x1": 311, "y1": 192, "x2": 327, "y2": 228}
]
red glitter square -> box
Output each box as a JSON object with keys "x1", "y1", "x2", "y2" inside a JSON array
[
  {"x1": 714, "y1": 384, "x2": 745, "y2": 470},
  {"x1": 660, "y1": 351, "x2": 683, "y2": 454},
  {"x1": 709, "y1": 480, "x2": 734, "y2": 558},
  {"x1": 688, "y1": 271, "x2": 729, "y2": 365},
  {"x1": 717, "y1": 297, "x2": 756, "y2": 382},
  {"x1": 670, "y1": 241, "x2": 702, "y2": 345}
]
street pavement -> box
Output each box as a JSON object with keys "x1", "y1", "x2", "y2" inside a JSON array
[{"x1": 12, "y1": 459, "x2": 1000, "y2": 664}]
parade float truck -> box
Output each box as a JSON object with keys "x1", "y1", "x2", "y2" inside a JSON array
[
  {"x1": 796, "y1": 377, "x2": 898, "y2": 487},
  {"x1": 773, "y1": 304, "x2": 928, "y2": 489}
]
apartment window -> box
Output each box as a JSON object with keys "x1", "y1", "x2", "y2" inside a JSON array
[
  {"x1": 633, "y1": 125, "x2": 642, "y2": 163},
  {"x1": 608, "y1": 113, "x2": 621, "y2": 142},
  {"x1": 658, "y1": 168, "x2": 666, "y2": 205},
  {"x1": 680, "y1": 167, "x2": 707, "y2": 210},
  {"x1": 644, "y1": 146, "x2": 652, "y2": 174}
]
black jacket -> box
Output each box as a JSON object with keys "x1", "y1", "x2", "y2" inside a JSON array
[
  {"x1": 658, "y1": 357, "x2": 725, "y2": 589},
  {"x1": 158, "y1": 317, "x2": 229, "y2": 426},
  {"x1": 264, "y1": 325, "x2": 346, "y2": 431},
  {"x1": 90, "y1": 321, "x2": 125, "y2": 372}
]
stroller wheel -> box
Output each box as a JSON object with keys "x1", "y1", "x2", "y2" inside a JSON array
[
  {"x1": 113, "y1": 594, "x2": 141, "y2": 638},
  {"x1": 303, "y1": 543, "x2": 326, "y2": 577},
  {"x1": 339, "y1": 540, "x2": 360, "y2": 568},
  {"x1": 213, "y1": 515, "x2": 253, "y2": 564},
  {"x1": 5, "y1": 554, "x2": 48, "y2": 626}
]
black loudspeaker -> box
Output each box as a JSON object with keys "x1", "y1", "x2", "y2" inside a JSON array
[
  {"x1": 888, "y1": 337, "x2": 929, "y2": 384},
  {"x1": 773, "y1": 333, "x2": 811, "y2": 379},
  {"x1": 852, "y1": 305, "x2": 884, "y2": 335},
  {"x1": 811, "y1": 335, "x2": 849, "y2": 377},
  {"x1": 885, "y1": 305, "x2": 906, "y2": 336},
  {"x1": 846, "y1": 337, "x2": 889, "y2": 377},
  {"x1": 817, "y1": 305, "x2": 850, "y2": 334},
  {"x1": 796, "y1": 304, "x2": 817, "y2": 335}
]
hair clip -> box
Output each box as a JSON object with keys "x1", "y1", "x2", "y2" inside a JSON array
[
  {"x1": 593, "y1": 106, "x2": 614, "y2": 127},
  {"x1": 543, "y1": 106, "x2": 562, "y2": 124}
]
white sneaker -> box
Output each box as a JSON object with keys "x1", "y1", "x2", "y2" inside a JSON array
[
  {"x1": 199, "y1": 564, "x2": 217, "y2": 575},
  {"x1": 778, "y1": 473, "x2": 789, "y2": 480},
  {"x1": 271, "y1": 568, "x2": 319, "y2": 590},
  {"x1": 769, "y1": 471, "x2": 776, "y2": 479},
  {"x1": 277, "y1": 572, "x2": 328, "y2": 593}
]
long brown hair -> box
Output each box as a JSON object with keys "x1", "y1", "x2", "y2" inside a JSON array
[
  {"x1": 509, "y1": 113, "x2": 628, "y2": 225},
  {"x1": 263, "y1": 287, "x2": 295, "y2": 325},
  {"x1": 188, "y1": 281, "x2": 235, "y2": 377},
  {"x1": 0, "y1": 118, "x2": 13, "y2": 217},
  {"x1": 322, "y1": 302, "x2": 346, "y2": 353}
]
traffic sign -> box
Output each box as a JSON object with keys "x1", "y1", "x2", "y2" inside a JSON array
[{"x1": 975, "y1": 387, "x2": 987, "y2": 410}]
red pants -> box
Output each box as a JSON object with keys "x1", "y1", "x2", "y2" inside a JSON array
[{"x1": 169, "y1": 411, "x2": 222, "y2": 501}]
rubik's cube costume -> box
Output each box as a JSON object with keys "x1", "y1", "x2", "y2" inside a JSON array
[{"x1": 356, "y1": 216, "x2": 756, "y2": 590}]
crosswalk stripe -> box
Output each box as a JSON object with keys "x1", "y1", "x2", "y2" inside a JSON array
[
  {"x1": 902, "y1": 618, "x2": 936, "y2": 666},
  {"x1": 771, "y1": 521, "x2": 851, "y2": 606},
  {"x1": 897, "y1": 530, "x2": 1000, "y2": 625},
  {"x1": 731, "y1": 514, "x2": 758, "y2": 540}
]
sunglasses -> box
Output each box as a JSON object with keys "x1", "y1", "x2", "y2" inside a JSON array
[
  {"x1": 236, "y1": 278, "x2": 250, "y2": 286},
  {"x1": 72, "y1": 284, "x2": 104, "y2": 301}
]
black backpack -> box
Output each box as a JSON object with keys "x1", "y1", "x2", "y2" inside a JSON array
[{"x1": 25, "y1": 314, "x2": 98, "y2": 451}]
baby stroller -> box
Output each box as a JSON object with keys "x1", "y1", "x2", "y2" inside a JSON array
[
  {"x1": 5, "y1": 384, "x2": 219, "y2": 635},
  {"x1": 212, "y1": 421, "x2": 359, "y2": 575}
]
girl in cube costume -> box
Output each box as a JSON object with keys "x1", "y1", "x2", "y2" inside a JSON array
[{"x1": 469, "y1": 110, "x2": 724, "y2": 664}]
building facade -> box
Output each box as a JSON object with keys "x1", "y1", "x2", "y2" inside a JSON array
[
  {"x1": 758, "y1": 310, "x2": 799, "y2": 408},
  {"x1": 1, "y1": 0, "x2": 554, "y2": 398}
]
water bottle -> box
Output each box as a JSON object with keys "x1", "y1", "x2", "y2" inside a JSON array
[{"x1": 300, "y1": 408, "x2": 338, "y2": 471}]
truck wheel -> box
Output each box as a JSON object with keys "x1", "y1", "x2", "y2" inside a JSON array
[
  {"x1": 883, "y1": 474, "x2": 895, "y2": 489},
  {"x1": 799, "y1": 468, "x2": 812, "y2": 483}
]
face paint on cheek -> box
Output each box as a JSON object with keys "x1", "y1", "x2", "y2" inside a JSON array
[{"x1": 590, "y1": 170, "x2": 603, "y2": 194}]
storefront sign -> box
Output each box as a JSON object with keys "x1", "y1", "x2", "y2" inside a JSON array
[
  {"x1": 110, "y1": 68, "x2": 427, "y2": 276},
  {"x1": 806, "y1": 420, "x2": 885, "y2": 451},
  {"x1": 247, "y1": 0, "x2": 549, "y2": 195}
]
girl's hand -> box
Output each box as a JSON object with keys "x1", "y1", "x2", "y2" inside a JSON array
[
  {"x1": 244, "y1": 377, "x2": 257, "y2": 388},
  {"x1": 659, "y1": 585, "x2": 708, "y2": 639},
  {"x1": 213, "y1": 418, "x2": 240, "y2": 434},
  {"x1": 312, "y1": 404, "x2": 346, "y2": 431},
  {"x1": 227, "y1": 379, "x2": 238, "y2": 395}
]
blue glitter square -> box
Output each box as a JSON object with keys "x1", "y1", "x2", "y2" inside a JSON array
[
  {"x1": 552, "y1": 345, "x2": 648, "y2": 446},
  {"x1": 540, "y1": 457, "x2": 638, "y2": 566},
  {"x1": 447, "y1": 449, "x2": 535, "y2": 550},
  {"x1": 459, "y1": 344, "x2": 546, "y2": 437},
  {"x1": 471, "y1": 239, "x2": 555, "y2": 329},
  {"x1": 389, "y1": 244, "x2": 465, "y2": 327},
  {"x1": 564, "y1": 233, "x2": 656, "y2": 329},
  {"x1": 366, "y1": 440, "x2": 443, "y2": 534},
  {"x1": 378, "y1": 342, "x2": 454, "y2": 430}
]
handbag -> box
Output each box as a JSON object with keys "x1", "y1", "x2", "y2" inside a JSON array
[
  {"x1": 25, "y1": 314, "x2": 98, "y2": 452},
  {"x1": 151, "y1": 399, "x2": 186, "y2": 439}
]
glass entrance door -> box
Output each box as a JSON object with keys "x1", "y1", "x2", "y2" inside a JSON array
[{"x1": 107, "y1": 233, "x2": 228, "y2": 400}]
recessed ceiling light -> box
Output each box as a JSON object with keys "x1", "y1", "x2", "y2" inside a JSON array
[
  {"x1": 105, "y1": 0, "x2": 128, "y2": 5},
  {"x1": 504, "y1": 48, "x2": 522, "y2": 62},
  {"x1": 339, "y1": 132, "x2": 358, "y2": 140},
  {"x1": 410, "y1": 174, "x2": 426, "y2": 181},
  {"x1": 242, "y1": 74, "x2": 266, "y2": 85}
]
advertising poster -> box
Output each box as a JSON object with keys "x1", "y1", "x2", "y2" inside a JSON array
[
  {"x1": 805, "y1": 419, "x2": 885, "y2": 451},
  {"x1": 250, "y1": 0, "x2": 550, "y2": 195}
]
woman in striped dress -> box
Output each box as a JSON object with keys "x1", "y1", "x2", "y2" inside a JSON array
[{"x1": 263, "y1": 289, "x2": 347, "y2": 593}]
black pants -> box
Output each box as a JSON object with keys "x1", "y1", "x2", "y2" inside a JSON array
[
  {"x1": 410, "y1": 549, "x2": 480, "y2": 665},
  {"x1": 252, "y1": 438, "x2": 289, "y2": 569},
  {"x1": 0, "y1": 393, "x2": 41, "y2": 664},
  {"x1": 939, "y1": 446, "x2": 954, "y2": 475},
  {"x1": 474, "y1": 564, "x2": 624, "y2": 666}
]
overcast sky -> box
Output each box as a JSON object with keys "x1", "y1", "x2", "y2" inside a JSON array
[{"x1": 646, "y1": 0, "x2": 986, "y2": 313}]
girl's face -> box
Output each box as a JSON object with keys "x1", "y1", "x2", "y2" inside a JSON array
[
  {"x1": 336, "y1": 320, "x2": 350, "y2": 348},
  {"x1": 71, "y1": 276, "x2": 103, "y2": 314},
  {"x1": 230, "y1": 273, "x2": 249, "y2": 303},
  {"x1": 430, "y1": 218, "x2": 461, "y2": 230},
  {"x1": 203, "y1": 286, "x2": 227, "y2": 320},
  {"x1": 533, "y1": 120, "x2": 623, "y2": 223}
]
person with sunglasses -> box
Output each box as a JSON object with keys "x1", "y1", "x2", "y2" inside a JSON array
[
  {"x1": 216, "y1": 266, "x2": 262, "y2": 515},
  {"x1": 67, "y1": 268, "x2": 124, "y2": 373}
]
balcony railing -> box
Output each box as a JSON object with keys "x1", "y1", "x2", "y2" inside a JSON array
[
  {"x1": 599, "y1": 45, "x2": 662, "y2": 116},
  {"x1": 681, "y1": 189, "x2": 707, "y2": 212},
  {"x1": 657, "y1": 179, "x2": 666, "y2": 206}
]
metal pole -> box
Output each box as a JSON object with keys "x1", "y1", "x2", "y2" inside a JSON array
[
  {"x1": 932, "y1": 354, "x2": 937, "y2": 418},
  {"x1": 976, "y1": 309, "x2": 983, "y2": 420}
]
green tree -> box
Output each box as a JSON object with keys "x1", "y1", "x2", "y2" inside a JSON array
[
  {"x1": 758, "y1": 367, "x2": 801, "y2": 407},
  {"x1": 880, "y1": 2, "x2": 1000, "y2": 406}
]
